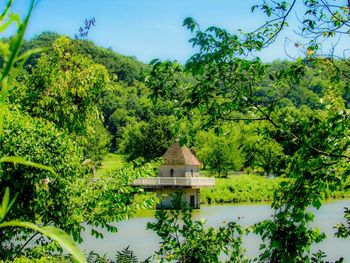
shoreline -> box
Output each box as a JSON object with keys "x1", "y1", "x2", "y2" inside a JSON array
[
  {"x1": 135, "y1": 197, "x2": 350, "y2": 217},
  {"x1": 200, "y1": 195, "x2": 350, "y2": 206}
]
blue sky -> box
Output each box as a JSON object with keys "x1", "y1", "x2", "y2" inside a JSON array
[{"x1": 7, "y1": 0, "x2": 349, "y2": 63}]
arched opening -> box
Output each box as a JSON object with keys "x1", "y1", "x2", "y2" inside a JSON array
[{"x1": 170, "y1": 168, "x2": 174, "y2": 177}]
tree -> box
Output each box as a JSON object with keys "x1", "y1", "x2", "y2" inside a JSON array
[
  {"x1": 74, "y1": 39, "x2": 145, "y2": 85},
  {"x1": 79, "y1": 120, "x2": 111, "y2": 163},
  {"x1": 196, "y1": 129, "x2": 244, "y2": 177},
  {"x1": 20, "y1": 31, "x2": 59, "y2": 71},
  {"x1": 119, "y1": 116, "x2": 175, "y2": 162},
  {"x1": 12, "y1": 36, "x2": 109, "y2": 135},
  {"x1": 9, "y1": 36, "x2": 112, "y2": 161},
  {"x1": 0, "y1": 109, "x2": 83, "y2": 256},
  {"x1": 240, "y1": 123, "x2": 285, "y2": 176},
  {"x1": 18, "y1": 31, "x2": 146, "y2": 86},
  {"x1": 335, "y1": 207, "x2": 350, "y2": 239},
  {"x1": 248, "y1": 139, "x2": 284, "y2": 176}
]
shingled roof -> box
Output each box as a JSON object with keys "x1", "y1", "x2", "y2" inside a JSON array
[{"x1": 163, "y1": 140, "x2": 200, "y2": 166}]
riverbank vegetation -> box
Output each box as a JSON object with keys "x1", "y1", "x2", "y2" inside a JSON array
[{"x1": 201, "y1": 175, "x2": 350, "y2": 205}]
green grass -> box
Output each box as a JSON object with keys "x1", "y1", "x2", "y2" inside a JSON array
[
  {"x1": 201, "y1": 174, "x2": 350, "y2": 204},
  {"x1": 95, "y1": 153, "x2": 124, "y2": 177}
]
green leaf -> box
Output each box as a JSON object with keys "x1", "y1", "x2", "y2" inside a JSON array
[
  {"x1": 0, "y1": 221, "x2": 86, "y2": 263},
  {"x1": 0, "y1": 13, "x2": 21, "y2": 33},
  {"x1": 0, "y1": 0, "x2": 34, "y2": 136},
  {"x1": 312, "y1": 199, "x2": 322, "y2": 209},
  {"x1": 0, "y1": 187, "x2": 17, "y2": 222},
  {"x1": 150, "y1": 58, "x2": 160, "y2": 65},
  {"x1": 15, "y1": 47, "x2": 43, "y2": 63},
  {"x1": 0, "y1": 0, "x2": 34, "y2": 83},
  {"x1": 344, "y1": 183, "x2": 350, "y2": 191},
  {"x1": 183, "y1": 17, "x2": 197, "y2": 32},
  {"x1": 251, "y1": 5, "x2": 258, "y2": 12},
  {"x1": 271, "y1": 240, "x2": 280, "y2": 248},
  {"x1": 0, "y1": 0, "x2": 14, "y2": 21},
  {"x1": 0, "y1": 156, "x2": 57, "y2": 175}
]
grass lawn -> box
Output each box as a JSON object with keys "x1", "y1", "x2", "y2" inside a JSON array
[{"x1": 95, "y1": 153, "x2": 124, "y2": 177}]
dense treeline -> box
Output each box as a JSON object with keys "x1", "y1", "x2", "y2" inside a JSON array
[{"x1": 11, "y1": 31, "x2": 350, "y2": 177}]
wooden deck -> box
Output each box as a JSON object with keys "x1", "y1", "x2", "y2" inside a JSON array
[{"x1": 132, "y1": 177, "x2": 215, "y2": 189}]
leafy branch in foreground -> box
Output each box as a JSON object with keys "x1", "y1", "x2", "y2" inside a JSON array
[
  {"x1": 335, "y1": 207, "x2": 350, "y2": 239},
  {"x1": 147, "y1": 192, "x2": 247, "y2": 263},
  {"x1": 116, "y1": 246, "x2": 139, "y2": 263},
  {"x1": 0, "y1": 187, "x2": 86, "y2": 262}
]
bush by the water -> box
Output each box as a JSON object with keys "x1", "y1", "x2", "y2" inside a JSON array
[
  {"x1": 201, "y1": 175, "x2": 283, "y2": 204},
  {"x1": 201, "y1": 175, "x2": 350, "y2": 204}
]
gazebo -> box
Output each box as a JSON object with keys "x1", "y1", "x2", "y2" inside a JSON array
[{"x1": 132, "y1": 140, "x2": 215, "y2": 209}]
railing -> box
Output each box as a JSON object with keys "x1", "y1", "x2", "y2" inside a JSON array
[{"x1": 132, "y1": 177, "x2": 215, "y2": 188}]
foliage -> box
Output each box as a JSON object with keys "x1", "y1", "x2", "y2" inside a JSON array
[
  {"x1": 17, "y1": 31, "x2": 145, "y2": 86},
  {"x1": 67, "y1": 165, "x2": 156, "y2": 242},
  {"x1": 201, "y1": 175, "x2": 286, "y2": 204},
  {"x1": 10, "y1": 246, "x2": 142, "y2": 263},
  {"x1": 9, "y1": 34, "x2": 113, "y2": 161},
  {"x1": 335, "y1": 207, "x2": 350, "y2": 239},
  {"x1": 240, "y1": 123, "x2": 285, "y2": 176},
  {"x1": 0, "y1": 87, "x2": 86, "y2": 259},
  {"x1": 0, "y1": 2, "x2": 158, "y2": 261},
  {"x1": 147, "y1": 192, "x2": 247, "y2": 263},
  {"x1": 97, "y1": 80, "x2": 175, "y2": 152},
  {"x1": 65, "y1": 247, "x2": 140, "y2": 263},
  {"x1": 99, "y1": 82, "x2": 148, "y2": 150},
  {"x1": 19, "y1": 31, "x2": 59, "y2": 71},
  {"x1": 1, "y1": 0, "x2": 350, "y2": 261},
  {"x1": 202, "y1": 175, "x2": 350, "y2": 205},
  {"x1": 79, "y1": 120, "x2": 112, "y2": 163},
  {"x1": 119, "y1": 115, "x2": 176, "y2": 162},
  {"x1": 85, "y1": 251, "x2": 110, "y2": 263},
  {"x1": 0, "y1": 109, "x2": 82, "y2": 215},
  {"x1": 252, "y1": 102, "x2": 350, "y2": 261},
  {"x1": 0, "y1": 219, "x2": 86, "y2": 263},
  {"x1": 74, "y1": 38, "x2": 146, "y2": 85},
  {"x1": 11, "y1": 36, "x2": 109, "y2": 135},
  {"x1": 116, "y1": 246, "x2": 139, "y2": 263},
  {"x1": 196, "y1": 129, "x2": 244, "y2": 177}
]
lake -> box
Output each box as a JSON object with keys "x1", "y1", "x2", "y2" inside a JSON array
[{"x1": 81, "y1": 199, "x2": 350, "y2": 262}]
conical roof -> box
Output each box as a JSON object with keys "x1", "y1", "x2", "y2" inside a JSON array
[{"x1": 162, "y1": 140, "x2": 200, "y2": 166}]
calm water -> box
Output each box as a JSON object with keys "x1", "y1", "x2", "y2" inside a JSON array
[{"x1": 81, "y1": 199, "x2": 350, "y2": 262}]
